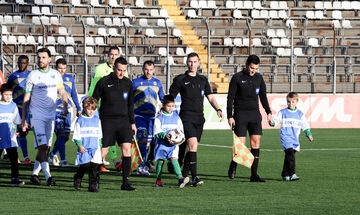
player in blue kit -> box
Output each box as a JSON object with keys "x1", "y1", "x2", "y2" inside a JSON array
[
  {"x1": 48, "y1": 58, "x2": 82, "y2": 167},
  {"x1": 153, "y1": 95, "x2": 189, "y2": 188},
  {"x1": 73, "y1": 97, "x2": 102, "y2": 192},
  {"x1": 132, "y1": 60, "x2": 165, "y2": 175},
  {"x1": 6, "y1": 55, "x2": 32, "y2": 165},
  {"x1": 270, "y1": 92, "x2": 313, "y2": 181},
  {"x1": 0, "y1": 84, "x2": 25, "y2": 186}
]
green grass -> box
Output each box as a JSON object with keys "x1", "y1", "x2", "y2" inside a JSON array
[{"x1": 1, "y1": 129, "x2": 360, "y2": 214}]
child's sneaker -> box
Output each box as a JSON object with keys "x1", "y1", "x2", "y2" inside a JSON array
[
  {"x1": 102, "y1": 159, "x2": 110, "y2": 166},
  {"x1": 52, "y1": 155, "x2": 60, "y2": 166},
  {"x1": 74, "y1": 177, "x2": 81, "y2": 190},
  {"x1": 178, "y1": 177, "x2": 189, "y2": 188},
  {"x1": 155, "y1": 180, "x2": 163, "y2": 187},
  {"x1": 290, "y1": 174, "x2": 300, "y2": 181},
  {"x1": 30, "y1": 175, "x2": 41, "y2": 185},
  {"x1": 11, "y1": 178, "x2": 25, "y2": 187},
  {"x1": 99, "y1": 164, "x2": 110, "y2": 172},
  {"x1": 61, "y1": 160, "x2": 69, "y2": 167},
  {"x1": 282, "y1": 176, "x2": 290, "y2": 181},
  {"x1": 46, "y1": 177, "x2": 56, "y2": 186},
  {"x1": 192, "y1": 176, "x2": 204, "y2": 187},
  {"x1": 24, "y1": 157, "x2": 31, "y2": 165}
]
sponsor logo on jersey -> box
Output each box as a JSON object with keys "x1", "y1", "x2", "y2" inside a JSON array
[
  {"x1": 108, "y1": 84, "x2": 114, "y2": 88},
  {"x1": 185, "y1": 82, "x2": 190, "y2": 85},
  {"x1": 255, "y1": 88, "x2": 260, "y2": 95},
  {"x1": 123, "y1": 92, "x2": 128, "y2": 100}
]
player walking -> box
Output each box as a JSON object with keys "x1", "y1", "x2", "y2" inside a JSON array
[
  {"x1": 22, "y1": 48, "x2": 69, "y2": 186},
  {"x1": 48, "y1": 58, "x2": 81, "y2": 167},
  {"x1": 133, "y1": 60, "x2": 165, "y2": 175},
  {"x1": 6, "y1": 55, "x2": 32, "y2": 165}
]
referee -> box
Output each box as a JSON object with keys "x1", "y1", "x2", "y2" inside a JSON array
[
  {"x1": 227, "y1": 55, "x2": 273, "y2": 182},
  {"x1": 170, "y1": 52, "x2": 224, "y2": 186},
  {"x1": 92, "y1": 57, "x2": 137, "y2": 191}
]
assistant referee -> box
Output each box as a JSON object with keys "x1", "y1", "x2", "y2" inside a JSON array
[
  {"x1": 92, "y1": 57, "x2": 137, "y2": 191},
  {"x1": 170, "y1": 52, "x2": 223, "y2": 187},
  {"x1": 227, "y1": 55, "x2": 273, "y2": 182}
]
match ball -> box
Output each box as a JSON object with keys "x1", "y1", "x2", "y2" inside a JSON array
[{"x1": 168, "y1": 129, "x2": 185, "y2": 146}]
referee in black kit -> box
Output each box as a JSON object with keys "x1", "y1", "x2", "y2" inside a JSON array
[
  {"x1": 92, "y1": 57, "x2": 137, "y2": 191},
  {"x1": 169, "y1": 52, "x2": 224, "y2": 186},
  {"x1": 227, "y1": 54, "x2": 273, "y2": 182}
]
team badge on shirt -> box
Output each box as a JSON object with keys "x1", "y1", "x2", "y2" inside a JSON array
[
  {"x1": 201, "y1": 90, "x2": 204, "y2": 97},
  {"x1": 153, "y1": 82, "x2": 157, "y2": 86},
  {"x1": 255, "y1": 88, "x2": 260, "y2": 95},
  {"x1": 123, "y1": 92, "x2": 128, "y2": 100}
]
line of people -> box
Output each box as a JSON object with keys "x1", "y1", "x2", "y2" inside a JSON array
[{"x1": 0, "y1": 49, "x2": 313, "y2": 191}]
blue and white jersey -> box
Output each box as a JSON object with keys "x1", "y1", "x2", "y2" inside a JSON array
[
  {"x1": 72, "y1": 114, "x2": 102, "y2": 165},
  {"x1": 133, "y1": 76, "x2": 165, "y2": 117},
  {"x1": 273, "y1": 108, "x2": 310, "y2": 151},
  {"x1": 7, "y1": 70, "x2": 31, "y2": 114},
  {"x1": 154, "y1": 111, "x2": 183, "y2": 147},
  {"x1": 0, "y1": 101, "x2": 21, "y2": 149},
  {"x1": 56, "y1": 73, "x2": 81, "y2": 112}
]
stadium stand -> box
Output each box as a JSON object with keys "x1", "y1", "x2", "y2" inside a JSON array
[{"x1": 0, "y1": 0, "x2": 360, "y2": 93}]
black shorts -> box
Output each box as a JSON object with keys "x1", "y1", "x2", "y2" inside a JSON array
[
  {"x1": 234, "y1": 110, "x2": 262, "y2": 137},
  {"x1": 101, "y1": 118, "x2": 133, "y2": 147},
  {"x1": 180, "y1": 114, "x2": 205, "y2": 142}
]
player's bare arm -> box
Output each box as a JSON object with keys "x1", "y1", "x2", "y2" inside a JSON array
[
  {"x1": 21, "y1": 92, "x2": 31, "y2": 131},
  {"x1": 207, "y1": 94, "x2": 224, "y2": 122},
  {"x1": 58, "y1": 87, "x2": 69, "y2": 115}
]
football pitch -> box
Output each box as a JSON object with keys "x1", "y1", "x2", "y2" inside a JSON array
[{"x1": 0, "y1": 129, "x2": 359, "y2": 214}]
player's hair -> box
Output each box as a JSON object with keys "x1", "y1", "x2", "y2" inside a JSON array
[
  {"x1": 287, "y1": 92, "x2": 299, "y2": 101},
  {"x1": 108, "y1": 46, "x2": 120, "y2": 54},
  {"x1": 37, "y1": 48, "x2": 51, "y2": 57},
  {"x1": 82, "y1": 96, "x2": 98, "y2": 110},
  {"x1": 186, "y1": 52, "x2": 200, "y2": 62},
  {"x1": 246, "y1": 55, "x2": 260, "y2": 66},
  {"x1": 142, "y1": 60, "x2": 154, "y2": 70},
  {"x1": 163, "y1": 94, "x2": 175, "y2": 104},
  {"x1": 0, "y1": 83, "x2": 12, "y2": 93},
  {"x1": 18, "y1": 55, "x2": 29, "y2": 63},
  {"x1": 56, "y1": 58, "x2": 67, "y2": 68},
  {"x1": 114, "y1": 57, "x2": 127, "y2": 66}
]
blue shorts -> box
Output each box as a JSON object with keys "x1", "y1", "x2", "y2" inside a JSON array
[
  {"x1": 154, "y1": 142, "x2": 179, "y2": 161},
  {"x1": 135, "y1": 115, "x2": 154, "y2": 143},
  {"x1": 54, "y1": 110, "x2": 72, "y2": 134}
]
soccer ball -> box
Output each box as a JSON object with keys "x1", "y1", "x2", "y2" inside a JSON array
[{"x1": 168, "y1": 129, "x2": 185, "y2": 145}]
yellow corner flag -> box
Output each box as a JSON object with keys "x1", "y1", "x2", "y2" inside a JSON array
[
  {"x1": 118, "y1": 137, "x2": 143, "y2": 173},
  {"x1": 232, "y1": 132, "x2": 254, "y2": 168}
]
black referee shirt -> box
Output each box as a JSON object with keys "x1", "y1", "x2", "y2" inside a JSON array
[
  {"x1": 92, "y1": 72, "x2": 135, "y2": 123},
  {"x1": 227, "y1": 69, "x2": 271, "y2": 118},
  {"x1": 169, "y1": 71, "x2": 212, "y2": 116}
]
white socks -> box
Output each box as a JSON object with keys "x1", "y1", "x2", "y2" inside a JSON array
[
  {"x1": 32, "y1": 160, "x2": 41, "y2": 176},
  {"x1": 40, "y1": 162, "x2": 51, "y2": 181}
]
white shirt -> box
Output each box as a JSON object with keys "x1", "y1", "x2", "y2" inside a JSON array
[{"x1": 25, "y1": 68, "x2": 64, "y2": 120}]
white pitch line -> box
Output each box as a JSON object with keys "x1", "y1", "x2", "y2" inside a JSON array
[{"x1": 199, "y1": 143, "x2": 360, "y2": 152}]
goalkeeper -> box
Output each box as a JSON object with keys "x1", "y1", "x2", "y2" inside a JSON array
[{"x1": 153, "y1": 95, "x2": 189, "y2": 188}]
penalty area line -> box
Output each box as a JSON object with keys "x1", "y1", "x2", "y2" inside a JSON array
[{"x1": 198, "y1": 143, "x2": 360, "y2": 152}]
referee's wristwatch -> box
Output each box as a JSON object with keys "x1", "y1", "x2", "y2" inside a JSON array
[{"x1": 216, "y1": 108, "x2": 222, "y2": 112}]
